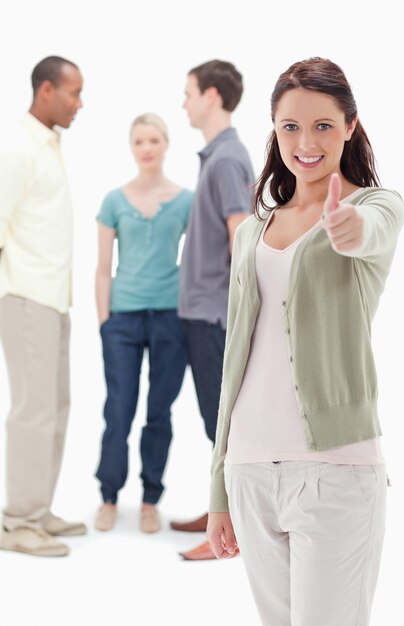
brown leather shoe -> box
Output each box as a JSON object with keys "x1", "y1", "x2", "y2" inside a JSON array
[
  {"x1": 170, "y1": 512, "x2": 208, "y2": 532},
  {"x1": 179, "y1": 539, "x2": 217, "y2": 561}
]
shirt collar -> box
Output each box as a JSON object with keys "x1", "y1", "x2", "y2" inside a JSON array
[
  {"x1": 21, "y1": 112, "x2": 61, "y2": 147},
  {"x1": 198, "y1": 127, "x2": 238, "y2": 159}
]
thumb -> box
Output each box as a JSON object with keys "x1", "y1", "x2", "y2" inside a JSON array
[{"x1": 324, "y1": 173, "x2": 341, "y2": 214}]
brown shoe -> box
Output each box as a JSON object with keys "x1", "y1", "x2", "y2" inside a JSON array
[
  {"x1": 0, "y1": 527, "x2": 69, "y2": 557},
  {"x1": 140, "y1": 505, "x2": 160, "y2": 534},
  {"x1": 179, "y1": 539, "x2": 217, "y2": 561},
  {"x1": 170, "y1": 512, "x2": 208, "y2": 532},
  {"x1": 94, "y1": 503, "x2": 116, "y2": 532},
  {"x1": 42, "y1": 512, "x2": 87, "y2": 537}
]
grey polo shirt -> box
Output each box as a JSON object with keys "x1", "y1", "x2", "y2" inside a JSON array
[{"x1": 179, "y1": 127, "x2": 255, "y2": 329}]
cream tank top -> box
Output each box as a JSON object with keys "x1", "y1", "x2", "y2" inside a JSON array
[{"x1": 225, "y1": 212, "x2": 383, "y2": 465}]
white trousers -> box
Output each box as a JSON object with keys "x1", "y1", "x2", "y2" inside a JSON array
[{"x1": 225, "y1": 461, "x2": 386, "y2": 626}]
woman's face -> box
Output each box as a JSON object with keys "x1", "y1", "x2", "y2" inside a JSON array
[
  {"x1": 130, "y1": 123, "x2": 168, "y2": 170},
  {"x1": 274, "y1": 87, "x2": 356, "y2": 183}
]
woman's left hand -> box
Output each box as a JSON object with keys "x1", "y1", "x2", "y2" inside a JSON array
[{"x1": 322, "y1": 173, "x2": 364, "y2": 252}]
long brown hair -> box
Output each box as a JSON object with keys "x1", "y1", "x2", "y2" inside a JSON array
[{"x1": 254, "y1": 57, "x2": 380, "y2": 218}]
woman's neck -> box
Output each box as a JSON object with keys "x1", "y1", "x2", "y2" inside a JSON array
[{"x1": 129, "y1": 169, "x2": 167, "y2": 191}]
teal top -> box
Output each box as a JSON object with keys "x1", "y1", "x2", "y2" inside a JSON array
[
  {"x1": 210, "y1": 187, "x2": 404, "y2": 512},
  {"x1": 97, "y1": 188, "x2": 193, "y2": 312}
]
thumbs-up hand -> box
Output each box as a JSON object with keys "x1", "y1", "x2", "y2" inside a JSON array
[{"x1": 322, "y1": 173, "x2": 364, "y2": 252}]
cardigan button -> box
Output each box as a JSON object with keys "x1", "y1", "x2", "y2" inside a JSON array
[{"x1": 286, "y1": 328, "x2": 290, "y2": 334}]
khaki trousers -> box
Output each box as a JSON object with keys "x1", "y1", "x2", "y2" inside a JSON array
[
  {"x1": 225, "y1": 460, "x2": 386, "y2": 626},
  {"x1": 0, "y1": 295, "x2": 70, "y2": 530}
]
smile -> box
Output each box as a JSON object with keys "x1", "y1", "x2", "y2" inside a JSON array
[{"x1": 295, "y1": 155, "x2": 323, "y2": 164}]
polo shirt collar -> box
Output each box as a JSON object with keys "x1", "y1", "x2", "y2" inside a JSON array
[
  {"x1": 198, "y1": 127, "x2": 238, "y2": 159},
  {"x1": 21, "y1": 112, "x2": 61, "y2": 146}
]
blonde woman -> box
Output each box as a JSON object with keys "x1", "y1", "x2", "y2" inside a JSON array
[{"x1": 94, "y1": 114, "x2": 192, "y2": 533}]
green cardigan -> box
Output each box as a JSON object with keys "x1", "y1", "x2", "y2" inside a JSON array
[{"x1": 210, "y1": 187, "x2": 404, "y2": 512}]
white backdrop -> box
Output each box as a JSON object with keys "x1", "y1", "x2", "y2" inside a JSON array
[{"x1": 0, "y1": 1, "x2": 403, "y2": 625}]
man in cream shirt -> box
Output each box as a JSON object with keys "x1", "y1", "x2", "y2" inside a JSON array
[{"x1": 0, "y1": 56, "x2": 85, "y2": 557}]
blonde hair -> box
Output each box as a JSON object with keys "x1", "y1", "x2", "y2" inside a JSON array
[{"x1": 130, "y1": 112, "x2": 169, "y2": 142}]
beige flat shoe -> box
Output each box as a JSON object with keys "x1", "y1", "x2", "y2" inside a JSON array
[
  {"x1": 0, "y1": 527, "x2": 69, "y2": 557},
  {"x1": 94, "y1": 503, "x2": 116, "y2": 531},
  {"x1": 42, "y1": 512, "x2": 87, "y2": 536},
  {"x1": 140, "y1": 506, "x2": 160, "y2": 533}
]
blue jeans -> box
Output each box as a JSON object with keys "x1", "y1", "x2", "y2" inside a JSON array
[
  {"x1": 182, "y1": 319, "x2": 226, "y2": 444},
  {"x1": 96, "y1": 310, "x2": 187, "y2": 505}
]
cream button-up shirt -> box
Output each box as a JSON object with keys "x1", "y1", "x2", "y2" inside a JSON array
[{"x1": 0, "y1": 112, "x2": 73, "y2": 313}]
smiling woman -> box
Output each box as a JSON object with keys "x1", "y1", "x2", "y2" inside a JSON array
[
  {"x1": 275, "y1": 89, "x2": 356, "y2": 174},
  {"x1": 207, "y1": 57, "x2": 404, "y2": 626}
]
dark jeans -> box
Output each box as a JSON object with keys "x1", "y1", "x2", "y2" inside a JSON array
[
  {"x1": 182, "y1": 319, "x2": 226, "y2": 444},
  {"x1": 96, "y1": 310, "x2": 187, "y2": 505}
]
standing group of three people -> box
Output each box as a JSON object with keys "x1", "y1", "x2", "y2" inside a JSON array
[
  {"x1": 0, "y1": 56, "x2": 256, "y2": 562},
  {"x1": 0, "y1": 52, "x2": 403, "y2": 626}
]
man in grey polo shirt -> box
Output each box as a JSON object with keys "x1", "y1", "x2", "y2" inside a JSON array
[{"x1": 170, "y1": 59, "x2": 254, "y2": 560}]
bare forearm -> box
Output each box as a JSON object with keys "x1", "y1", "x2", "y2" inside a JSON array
[{"x1": 95, "y1": 271, "x2": 112, "y2": 325}]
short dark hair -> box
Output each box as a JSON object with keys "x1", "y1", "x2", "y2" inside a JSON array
[
  {"x1": 188, "y1": 59, "x2": 243, "y2": 112},
  {"x1": 31, "y1": 56, "x2": 79, "y2": 94},
  {"x1": 255, "y1": 57, "x2": 380, "y2": 216}
]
